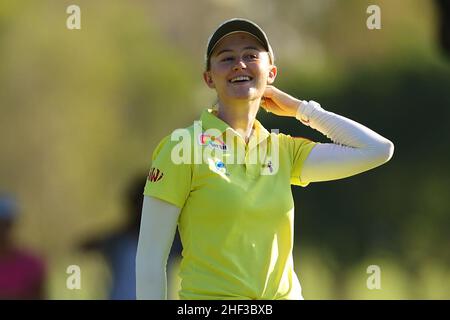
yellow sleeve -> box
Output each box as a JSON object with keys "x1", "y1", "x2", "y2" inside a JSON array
[
  {"x1": 280, "y1": 133, "x2": 317, "y2": 187},
  {"x1": 143, "y1": 134, "x2": 192, "y2": 208}
]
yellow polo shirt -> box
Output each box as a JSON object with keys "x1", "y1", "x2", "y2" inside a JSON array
[{"x1": 144, "y1": 108, "x2": 316, "y2": 300}]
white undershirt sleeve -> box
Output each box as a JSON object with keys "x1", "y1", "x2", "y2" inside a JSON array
[
  {"x1": 297, "y1": 100, "x2": 394, "y2": 184},
  {"x1": 136, "y1": 195, "x2": 181, "y2": 300}
]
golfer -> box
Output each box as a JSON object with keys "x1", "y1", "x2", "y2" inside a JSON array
[{"x1": 136, "y1": 18, "x2": 394, "y2": 300}]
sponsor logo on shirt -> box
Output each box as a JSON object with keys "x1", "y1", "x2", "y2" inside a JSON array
[
  {"x1": 198, "y1": 133, "x2": 228, "y2": 151},
  {"x1": 208, "y1": 158, "x2": 230, "y2": 178},
  {"x1": 214, "y1": 160, "x2": 228, "y2": 175},
  {"x1": 148, "y1": 167, "x2": 164, "y2": 182},
  {"x1": 262, "y1": 160, "x2": 274, "y2": 173}
]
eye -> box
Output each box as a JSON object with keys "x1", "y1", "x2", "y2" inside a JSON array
[
  {"x1": 244, "y1": 53, "x2": 259, "y2": 61},
  {"x1": 221, "y1": 56, "x2": 234, "y2": 62}
]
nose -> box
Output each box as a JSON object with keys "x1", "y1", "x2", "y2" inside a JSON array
[{"x1": 233, "y1": 59, "x2": 246, "y2": 71}]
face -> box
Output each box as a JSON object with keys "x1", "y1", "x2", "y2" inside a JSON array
[{"x1": 204, "y1": 32, "x2": 276, "y2": 102}]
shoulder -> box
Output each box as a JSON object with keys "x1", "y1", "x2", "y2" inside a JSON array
[
  {"x1": 152, "y1": 125, "x2": 197, "y2": 157},
  {"x1": 275, "y1": 132, "x2": 313, "y2": 142},
  {"x1": 271, "y1": 132, "x2": 317, "y2": 167},
  {"x1": 271, "y1": 132, "x2": 315, "y2": 148}
]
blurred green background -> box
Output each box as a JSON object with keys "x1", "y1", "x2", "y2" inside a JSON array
[{"x1": 0, "y1": 0, "x2": 449, "y2": 299}]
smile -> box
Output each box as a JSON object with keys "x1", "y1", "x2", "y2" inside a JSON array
[{"x1": 229, "y1": 75, "x2": 253, "y2": 83}]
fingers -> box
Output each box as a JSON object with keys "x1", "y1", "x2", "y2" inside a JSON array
[
  {"x1": 261, "y1": 97, "x2": 286, "y2": 115},
  {"x1": 263, "y1": 85, "x2": 276, "y2": 98}
]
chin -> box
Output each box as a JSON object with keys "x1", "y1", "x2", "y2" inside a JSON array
[{"x1": 227, "y1": 88, "x2": 259, "y2": 100}]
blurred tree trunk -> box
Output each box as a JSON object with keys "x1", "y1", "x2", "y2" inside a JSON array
[{"x1": 436, "y1": 0, "x2": 450, "y2": 56}]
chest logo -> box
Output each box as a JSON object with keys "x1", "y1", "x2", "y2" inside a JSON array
[
  {"x1": 262, "y1": 160, "x2": 274, "y2": 173},
  {"x1": 208, "y1": 158, "x2": 230, "y2": 178},
  {"x1": 198, "y1": 133, "x2": 228, "y2": 151}
]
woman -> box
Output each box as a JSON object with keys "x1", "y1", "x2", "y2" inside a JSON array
[{"x1": 136, "y1": 18, "x2": 394, "y2": 300}]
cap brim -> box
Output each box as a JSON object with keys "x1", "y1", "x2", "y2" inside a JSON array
[{"x1": 206, "y1": 19, "x2": 271, "y2": 58}]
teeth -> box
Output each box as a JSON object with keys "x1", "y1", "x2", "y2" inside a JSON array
[{"x1": 230, "y1": 76, "x2": 251, "y2": 83}]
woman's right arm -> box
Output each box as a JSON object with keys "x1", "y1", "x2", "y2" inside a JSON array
[{"x1": 136, "y1": 195, "x2": 181, "y2": 300}]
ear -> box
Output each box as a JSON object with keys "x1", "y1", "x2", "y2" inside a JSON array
[
  {"x1": 203, "y1": 71, "x2": 215, "y2": 89},
  {"x1": 267, "y1": 65, "x2": 277, "y2": 85}
]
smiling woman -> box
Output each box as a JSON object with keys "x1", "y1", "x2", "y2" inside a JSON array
[
  {"x1": 204, "y1": 32, "x2": 276, "y2": 124},
  {"x1": 136, "y1": 18, "x2": 394, "y2": 300}
]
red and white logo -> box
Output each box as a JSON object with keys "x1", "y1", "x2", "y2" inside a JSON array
[{"x1": 147, "y1": 167, "x2": 164, "y2": 182}]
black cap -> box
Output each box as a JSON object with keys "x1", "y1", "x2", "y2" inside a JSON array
[{"x1": 205, "y1": 18, "x2": 274, "y2": 69}]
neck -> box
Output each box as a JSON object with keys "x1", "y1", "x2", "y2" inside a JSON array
[{"x1": 216, "y1": 98, "x2": 261, "y2": 143}]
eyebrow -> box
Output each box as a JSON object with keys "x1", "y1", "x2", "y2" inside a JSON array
[{"x1": 214, "y1": 46, "x2": 261, "y2": 57}]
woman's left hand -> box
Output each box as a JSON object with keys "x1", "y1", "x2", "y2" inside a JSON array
[{"x1": 261, "y1": 85, "x2": 301, "y2": 118}]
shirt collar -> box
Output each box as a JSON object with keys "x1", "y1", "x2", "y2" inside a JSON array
[{"x1": 200, "y1": 108, "x2": 270, "y2": 145}]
